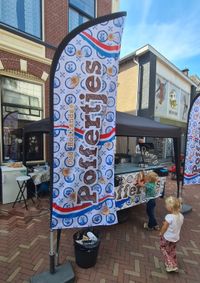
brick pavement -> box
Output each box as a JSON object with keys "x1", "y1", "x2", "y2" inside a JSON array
[{"x1": 0, "y1": 177, "x2": 199, "y2": 283}]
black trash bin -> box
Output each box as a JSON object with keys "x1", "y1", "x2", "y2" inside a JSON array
[{"x1": 73, "y1": 230, "x2": 100, "y2": 268}]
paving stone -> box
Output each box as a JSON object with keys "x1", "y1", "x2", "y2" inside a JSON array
[{"x1": 0, "y1": 179, "x2": 200, "y2": 282}]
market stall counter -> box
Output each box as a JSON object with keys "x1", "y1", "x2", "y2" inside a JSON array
[{"x1": 114, "y1": 163, "x2": 168, "y2": 211}]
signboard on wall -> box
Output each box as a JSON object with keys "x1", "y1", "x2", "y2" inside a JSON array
[
  {"x1": 155, "y1": 76, "x2": 168, "y2": 117},
  {"x1": 183, "y1": 94, "x2": 200, "y2": 185},
  {"x1": 50, "y1": 13, "x2": 126, "y2": 229},
  {"x1": 167, "y1": 83, "x2": 180, "y2": 119},
  {"x1": 155, "y1": 74, "x2": 190, "y2": 122}
]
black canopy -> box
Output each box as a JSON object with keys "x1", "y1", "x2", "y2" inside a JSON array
[
  {"x1": 116, "y1": 112, "x2": 181, "y2": 138},
  {"x1": 24, "y1": 112, "x2": 181, "y2": 138},
  {"x1": 23, "y1": 112, "x2": 181, "y2": 196},
  {"x1": 24, "y1": 118, "x2": 50, "y2": 134}
]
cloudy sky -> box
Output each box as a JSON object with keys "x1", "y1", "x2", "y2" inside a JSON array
[{"x1": 120, "y1": 0, "x2": 200, "y2": 76}]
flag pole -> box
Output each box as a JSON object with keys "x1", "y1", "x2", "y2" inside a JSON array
[{"x1": 49, "y1": 229, "x2": 55, "y2": 274}]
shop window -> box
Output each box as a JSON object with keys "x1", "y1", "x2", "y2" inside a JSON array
[
  {"x1": 69, "y1": 0, "x2": 95, "y2": 32},
  {"x1": 0, "y1": 0, "x2": 42, "y2": 39},
  {"x1": 0, "y1": 77, "x2": 43, "y2": 163}
]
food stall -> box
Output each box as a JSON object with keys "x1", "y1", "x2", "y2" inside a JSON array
[
  {"x1": 115, "y1": 112, "x2": 181, "y2": 211},
  {"x1": 23, "y1": 113, "x2": 181, "y2": 209}
]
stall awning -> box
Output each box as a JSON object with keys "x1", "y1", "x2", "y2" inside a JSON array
[
  {"x1": 24, "y1": 112, "x2": 181, "y2": 138},
  {"x1": 23, "y1": 118, "x2": 50, "y2": 134},
  {"x1": 116, "y1": 112, "x2": 181, "y2": 138}
]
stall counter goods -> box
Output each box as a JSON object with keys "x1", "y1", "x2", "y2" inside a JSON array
[{"x1": 114, "y1": 163, "x2": 167, "y2": 211}]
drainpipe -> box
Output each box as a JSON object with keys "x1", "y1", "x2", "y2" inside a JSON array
[{"x1": 133, "y1": 57, "x2": 141, "y2": 116}]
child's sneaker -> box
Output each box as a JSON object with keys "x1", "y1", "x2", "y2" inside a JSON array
[
  {"x1": 166, "y1": 266, "x2": 178, "y2": 272},
  {"x1": 144, "y1": 223, "x2": 153, "y2": 231},
  {"x1": 153, "y1": 225, "x2": 160, "y2": 231}
]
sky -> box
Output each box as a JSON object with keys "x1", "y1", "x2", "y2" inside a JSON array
[{"x1": 120, "y1": 0, "x2": 200, "y2": 77}]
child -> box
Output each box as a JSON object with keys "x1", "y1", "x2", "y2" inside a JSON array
[
  {"x1": 140, "y1": 171, "x2": 160, "y2": 231},
  {"x1": 159, "y1": 196, "x2": 184, "y2": 272}
]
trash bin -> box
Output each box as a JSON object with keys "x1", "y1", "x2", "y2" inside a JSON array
[{"x1": 73, "y1": 229, "x2": 100, "y2": 268}]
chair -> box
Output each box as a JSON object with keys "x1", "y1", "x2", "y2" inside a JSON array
[{"x1": 12, "y1": 176, "x2": 35, "y2": 210}]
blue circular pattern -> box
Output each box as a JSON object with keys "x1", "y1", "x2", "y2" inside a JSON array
[
  {"x1": 105, "y1": 183, "x2": 113, "y2": 193},
  {"x1": 62, "y1": 218, "x2": 73, "y2": 227},
  {"x1": 54, "y1": 110, "x2": 60, "y2": 122},
  {"x1": 81, "y1": 45, "x2": 92, "y2": 57},
  {"x1": 106, "y1": 155, "x2": 113, "y2": 165},
  {"x1": 101, "y1": 80, "x2": 107, "y2": 92},
  {"x1": 92, "y1": 184, "x2": 102, "y2": 194},
  {"x1": 92, "y1": 214, "x2": 102, "y2": 224},
  {"x1": 106, "y1": 213, "x2": 116, "y2": 224},
  {"x1": 105, "y1": 169, "x2": 113, "y2": 179},
  {"x1": 51, "y1": 218, "x2": 58, "y2": 228},
  {"x1": 63, "y1": 187, "x2": 74, "y2": 197},
  {"x1": 53, "y1": 188, "x2": 59, "y2": 198},
  {"x1": 109, "y1": 81, "x2": 116, "y2": 92},
  {"x1": 54, "y1": 129, "x2": 61, "y2": 138},
  {"x1": 77, "y1": 215, "x2": 88, "y2": 226},
  {"x1": 65, "y1": 61, "x2": 76, "y2": 73},
  {"x1": 53, "y1": 173, "x2": 60, "y2": 183},
  {"x1": 97, "y1": 30, "x2": 108, "y2": 42},
  {"x1": 64, "y1": 174, "x2": 75, "y2": 183},
  {"x1": 107, "y1": 97, "x2": 115, "y2": 107},
  {"x1": 53, "y1": 158, "x2": 60, "y2": 168},
  {"x1": 54, "y1": 77, "x2": 60, "y2": 88},
  {"x1": 65, "y1": 44, "x2": 76, "y2": 56},
  {"x1": 97, "y1": 170, "x2": 102, "y2": 179},
  {"x1": 65, "y1": 94, "x2": 76, "y2": 105}
]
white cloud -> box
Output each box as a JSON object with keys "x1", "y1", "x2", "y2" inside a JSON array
[{"x1": 121, "y1": 6, "x2": 200, "y2": 62}]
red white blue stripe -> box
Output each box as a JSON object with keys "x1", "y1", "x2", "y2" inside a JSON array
[
  {"x1": 52, "y1": 195, "x2": 114, "y2": 218},
  {"x1": 54, "y1": 125, "x2": 115, "y2": 145},
  {"x1": 80, "y1": 31, "x2": 121, "y2": 58}
]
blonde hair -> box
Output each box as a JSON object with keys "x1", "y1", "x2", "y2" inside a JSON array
[
  {"x1": 145, "y1": 171, "x2": 158, "y2": 183},
  {"x1": 165, "y1": 196, "x2": 181, "y2": 213}
]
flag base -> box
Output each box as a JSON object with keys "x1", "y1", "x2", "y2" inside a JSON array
[
  {"x1": 181, "y1": 203, "x2": 192, "y2": 214},
  {"x1": 30, "y1": 262, "x2": 75, "y2": 283}
]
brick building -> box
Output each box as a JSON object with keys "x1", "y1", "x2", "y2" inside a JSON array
[{"x1": 0, "y1": 0, "x2": 119, "y2": 164}]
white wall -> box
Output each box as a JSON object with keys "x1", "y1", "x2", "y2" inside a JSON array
[{"x1": 156, "y1": 60, "x2": 191, "y2": 93}]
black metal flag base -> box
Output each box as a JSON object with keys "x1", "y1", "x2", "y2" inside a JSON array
[
  {"x1": 30, "y1": 262, "x2": 75, "y2": 283},
  {"x1": 181, "y1": 203, "x2": 192, "y2": 214}
]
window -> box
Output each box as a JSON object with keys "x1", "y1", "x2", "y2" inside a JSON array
[
  {"x1": 69, "y1": 0, "x2": 95, "y2": 32},
  {"x1": 0, "y1": 0, "x2": 42, "y2": 39},
  {"x1": 0, "y1": 77, "x2": 44, "y2": 162}
]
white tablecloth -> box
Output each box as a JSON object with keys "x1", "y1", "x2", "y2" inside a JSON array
[{"x1": 29, "y1": 168, "x2": 50, "y2": 186}]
